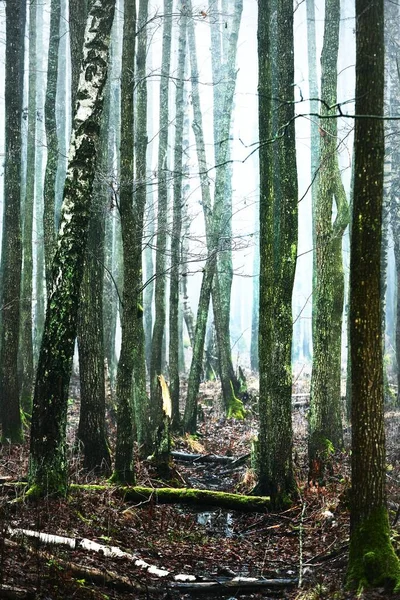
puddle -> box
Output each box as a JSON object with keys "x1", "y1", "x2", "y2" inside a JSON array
[{"x1": 196, "y1": 510, "x2": 234, "y2": 537}]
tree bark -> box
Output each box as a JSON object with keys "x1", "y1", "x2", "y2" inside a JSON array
[
  {"x1": 28, "y1": 0, "x2": 116, "y2": 495},
  {"x1": 19, "y1": 0, "x2": 37, "y2": 415},
  {"x1": 113, "y1": 0, "x2": 137, "y2": 484},
  {"x1": 0, "y1": 0, "x2": 27, "y2": 443},
  {"x1": 347, "y1": 0, "x2": 400, "y2": 587},
  {"x1": 308, "y1": 0, "x2": 349, "y2": 481},
  {"x1": 257, "y1": 0, "x2": 298, "y2": 506},
  {"x1": 169, "y1": 1, "x2": 187, "y2": 429}
]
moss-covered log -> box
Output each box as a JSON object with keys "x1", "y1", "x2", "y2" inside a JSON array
[{"x1": 69, "y1": 484, "x2": 270, "y2": 512}]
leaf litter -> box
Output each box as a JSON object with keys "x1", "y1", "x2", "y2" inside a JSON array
[{"x1": 0, "y1": 376, "x2": 398, "y2": 599}]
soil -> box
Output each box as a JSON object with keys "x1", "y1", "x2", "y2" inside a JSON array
[{"x1": 0, "y1": 377, "x2": 399, "y2": 600}]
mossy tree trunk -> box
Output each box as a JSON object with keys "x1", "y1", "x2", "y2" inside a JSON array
[
  {"x1": 250, "y1": 206, "x2": 259, "y2": 373},
  {"x1": 308, "y1": 0, "x2": 349, "y2": 481},
  {"x1": 19, "y1": 0, "x2": 37, "y2": 415},
  {"x1": 71, "y1": 0, "x2": 111, "y2": 475},
  {"x1": 113, "y1": 0, "x2": 137, "y2": 484},
  {"x1": 149, "y1": 0, "x2": 173, "y2": 435},
  {"x1": 43, "y1": 0, "x2": 61, "y2": 291},
  {"x1": 76, "y1": 85, "x2": 112, "y2": 476},
  {"x1": 0, "y1": 0, "x2": 27, "y2": 443},
  {"x1": 209, "y1": 0, "x2": 242, "y2": 416},
  {"x1": 257, "y1": 0, "x2": 298, "y2": 506},
  {"x1": 28, "y1": 0, "x2": 116, "y2": 496},
  {"x1": 169, "y1": 1, "x2": 187, "y2": 430},
  {"x1": 69, "y1": 0, "x2": 89, "y2": 112},
  {"x1": 347, "y1": 0, "x2": 400, "y2": 588},
  {"x1": 132, "y1": 0, "x2": 151, "y2": 453}
]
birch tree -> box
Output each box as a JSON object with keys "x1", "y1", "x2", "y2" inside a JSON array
[{"x1": 28, "y1": 0, "x2": 116, "y2": 495}]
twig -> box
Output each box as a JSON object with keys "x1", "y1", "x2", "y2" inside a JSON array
[{"x1": 298, "y1": 498, "x2": 307, "y2": 588}]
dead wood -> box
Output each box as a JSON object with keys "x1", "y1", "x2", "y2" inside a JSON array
[
  {"x1": 0, "y1": 584, "x2": 35, "y2": 599},
  {"x1": 171, "y1": 451, "x2": 250, "y2": 466},
  {"x1": 7, "y1": 527, "x2": 196, "y2": 582},
  {"x1": 69, "y1": 484, "x2": 270, "y2": 511},
  {"x1": 168, "y1": 576, "x2": 298, "y2": 594},
  {"x1": 5, "y1": 538, "x2": 147, "y2": 594}
]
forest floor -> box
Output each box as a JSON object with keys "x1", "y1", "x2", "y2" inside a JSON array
[{"x1": 0, "y1": 376, "x2": 399, "y2": 600}]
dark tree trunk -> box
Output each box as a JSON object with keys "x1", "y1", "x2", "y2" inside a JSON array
[
  {"x1": 43, "y1": 0, "x2": 61, "y2": 290},
  {"x1": 257, "y1": 0, "x2": 298, "y2": 506},
  {"x1": 113, "y1": 0, "x2": 137, "y2": 484},
  {"x1": 0, "y1": 0, "x2": 27, "y2": 443},
  {"x1": 347, "y1": 0, "x2": 400, "y2": 587}
]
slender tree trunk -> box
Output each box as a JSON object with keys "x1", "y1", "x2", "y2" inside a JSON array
[
  {"x1": 250, "y1": 202, "x2": 259, "y2": 372},
  {"x1": 103, "y1": 5, "x2": 122, "y2": 388},
  {"x1": 112, "y1": 0, "x2": 137, "y2": 483},
  {"x1": 257, "y1": 0, "x2": 298, "y2": 506},
  {"x1": 34, "y1": 0, "x2": 46, "y2": 366},
  {"x1": 19, "y1": 0, "x2": 37, "y2": 415},
  {"x1": 132, "y1": 0, "x2": 151, "y2": 453},
  {"x1": 28, "y1": 0, "x2": 116, "y2": 495},
  {"x1": 169, "y1": 1, "x2": 187, "y2": 429},
  {"x1": 149, "y1": 0, "x2": 173, "y2": 432},
  {"x1": 183, "y1": 0, "x2": 244, "y2": 430},
  {"x1": 308, "y1": 0, "x2": 349, "y2": 481},
  {"x1": 209, "y1": 0, "x2": 242, "y2": 412},
  {"x1": 0, "y1": 0, "x2": 27, "y2": 443},
  {"x1": 43, "y1": 0, "x2": 61, "y2": 290}
]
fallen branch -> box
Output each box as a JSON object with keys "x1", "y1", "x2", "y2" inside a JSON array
[
  {"x1": 171, "y1": 451, "x2": 250, "y2": 467},
  {"x1": 7, "y1": 527, "x2": 196, "y2": 581},
  {"x1": 0, "y1": 584, "x2": 35, "y2": 600},
  {"x1": 69, "y1": 484, "x2": 270, "y2": 512},
  {"x1": 168, "y1": 576, "x2": 298, "y2": 594},
  {"x1": 5, "y1": 538, "x2": 147, "y2": 594}
]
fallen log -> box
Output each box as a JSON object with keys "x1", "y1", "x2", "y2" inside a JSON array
[
  {"x1": 0, "y1": 584, "x2": 35, "y2": 600},
  {"x1": 5, "y1": 538, "x2": 147, "y2": 595},
  {"x1": 7, "y1": 527, "x2": 194, "y2": 581},
  {"x1": 171, "y1": 451, "x2": 250, "y2": 466},
  {"x1": 69, "y1": 484, "x2": 270, "y2": 512},
  {"x1": 169, "y1": 576, "x2": 298, "y2": 594}
]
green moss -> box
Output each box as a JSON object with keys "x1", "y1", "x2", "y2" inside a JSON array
[
  {"x1": 226, "y1": 382, "x2": 246, "y2": 419},
  {"x1": 108, "y1": 470, "x2": 134, "y2": 486},
  {"x1": 69, "y1": 483, "x2": 270, "y2": 512},
  {"x1": 347, "y1": 506, "x2": 400, "y2": 592}
]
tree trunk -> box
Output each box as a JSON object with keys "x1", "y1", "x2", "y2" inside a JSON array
[
  {"x1": 19, "y1": 0, "x2": 37, "y2": 415},
  {"x1": 112, "y1": 0, "x2": 137, "y2": 484},
  {"x1": 169, "y1": 1, "x2": 187, "y2": 429},
  {"x1": 132, "y1": 0, "x2": 151, "y2": 454},
  {"x1": 347, "y1": 0, "x2": 400, "y2": 587},
  {"x1": 149, "y1": 0, "x2": 173, "y2": 433},
  {"x1": 43, "y1": 0, "x2": 61, "y2": 291},
  {"x1": 0, "y1": 0, "x2": 27, "y2": 443},
  {"x1": 257, "y1": 0, "x2": 298, "y2": 506},
  {"x1": 28, "y1": 0, "x2": 116, "y2": 495},
  {"x1": 308, "y1": 0, "x2": 349, "y2": 481}
]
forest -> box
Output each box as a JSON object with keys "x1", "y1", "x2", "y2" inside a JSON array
[{"x1": 0, "y1": 0, "x2": 398, "y2": 598}]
